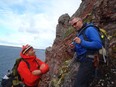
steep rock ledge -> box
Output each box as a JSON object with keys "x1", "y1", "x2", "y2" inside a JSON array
[{"x1": 40, "y1": 0, "x2": 116, "y2": 87}]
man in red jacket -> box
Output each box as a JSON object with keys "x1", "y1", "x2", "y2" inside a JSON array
[{"x1": 18, "y1": 44, "x2": 49, "y2": 87}]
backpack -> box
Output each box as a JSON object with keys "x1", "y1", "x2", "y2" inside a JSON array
[
  {"x1": 1, "y1": 58, "x2": 30, "y2": 87},
  {"x1": 81, "y1": 23, "x2": 109, "y2": 64}
]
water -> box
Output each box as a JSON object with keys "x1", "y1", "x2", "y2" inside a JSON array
[{"x1": 0, "y1": 45, "x2": 45, "y2": 86}]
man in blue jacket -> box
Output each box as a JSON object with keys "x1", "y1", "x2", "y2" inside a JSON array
[{"x1": 69, "y1": 17, "x2": 102, "y2": 87}]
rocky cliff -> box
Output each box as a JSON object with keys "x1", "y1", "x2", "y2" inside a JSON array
[{"x1": 40, "y1": 0, "x2": 116, "y2": 87}]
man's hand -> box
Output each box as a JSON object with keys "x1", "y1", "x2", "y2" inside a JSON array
[
  {"x1": 32, "y1": 70, "x2": 42, "y2": 75},
  {"x1": 69, "y1": 43, "x2": 75, "y2": 49},
  {"x1": 32, "y1": 64, "x2": 47, "y2": 75},
  {"x1": 40, "y1": 64, "x2": 45, "y2": 70},
  {"x1": 73, "y1": 37, "x2": 81, "y2": 44}
]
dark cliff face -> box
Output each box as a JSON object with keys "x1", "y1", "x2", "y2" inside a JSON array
[{"x1": 40, "y1": 0, "x2": 116, "y2": 87}]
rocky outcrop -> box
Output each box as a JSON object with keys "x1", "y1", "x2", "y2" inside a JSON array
[
  {"x1": 53, "y1": 13, "x2": 70, "y2": 46},
  {"x1": 40, "y1": 0, "x2": 116, "y2": 87}
]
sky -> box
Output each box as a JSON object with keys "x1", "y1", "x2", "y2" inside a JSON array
[{"x1": 0, "y1": 0, "x2": 81, "y2": 49}]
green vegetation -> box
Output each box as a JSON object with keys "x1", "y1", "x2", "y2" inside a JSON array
[{"x1": 63, "y1": 27, "x2": 75, "y2": 39}]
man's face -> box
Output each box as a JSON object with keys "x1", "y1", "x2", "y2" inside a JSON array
[
  {"x1": 71, "y1": 18, "x2": 82, "y2": 30},
  {"x1": 27, "y1": 48, "x2": 36, "y2": 56}
]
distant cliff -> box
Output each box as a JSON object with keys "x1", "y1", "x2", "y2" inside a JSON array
[{"x1": 40, "y1": 0, "x2": 116, "y2": 87}]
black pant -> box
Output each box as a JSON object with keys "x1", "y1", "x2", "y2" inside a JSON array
[{"x1": 73, "y1": 61, "x2": 95, "y2": 87}]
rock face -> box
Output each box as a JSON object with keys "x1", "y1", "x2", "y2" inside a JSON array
[
  {"x1": 40, "y1": 0, "x2": 116, "y2": 87},
  {"x1": 53, "y1": 13, "x2": 70, "y2": 46}
]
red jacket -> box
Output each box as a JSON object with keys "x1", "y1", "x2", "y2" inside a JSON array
[{"x1": 18, "y1": 53, "x2": 49, "y2": 86}]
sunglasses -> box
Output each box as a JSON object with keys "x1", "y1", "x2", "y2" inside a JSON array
[
  {"x1": 72, "y1": 22, "x2": 77, "y2": 26},
  {"x1": 72, "y1": 19, "x2": 80, "y2": 26}
]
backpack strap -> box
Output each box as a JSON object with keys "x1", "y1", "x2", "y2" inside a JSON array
[
  {"x1": 21, "y1": 58, "x2": 40, "y2": 69},
  {"x1": 80, "y1": 25, "x2": 100, "y2": 58},
  {"x1": 80, "y1": 25, "x2": 100, "y2": 41},
  {"x1": 21, "y1": 58, "x2": 30, "y2": 69},
  {"x1": 82, "y1": 25, "x2": 108, "y2": 47},
  {"x1": 34, "y1": 59, "x2": 40, "y2": 69}
]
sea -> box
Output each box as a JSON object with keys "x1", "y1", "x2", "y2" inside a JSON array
[{"x1": 0, "y1": 45, "x2": 45, "y2": 87}]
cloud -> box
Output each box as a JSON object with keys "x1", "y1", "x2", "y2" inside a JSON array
[{"x1": 0, "y1": 0, "x2": 81, "y2": 49}]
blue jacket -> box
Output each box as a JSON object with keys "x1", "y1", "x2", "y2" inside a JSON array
[{"x1": 73, "y1": 23, "x2": 102, "y2": 62}]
